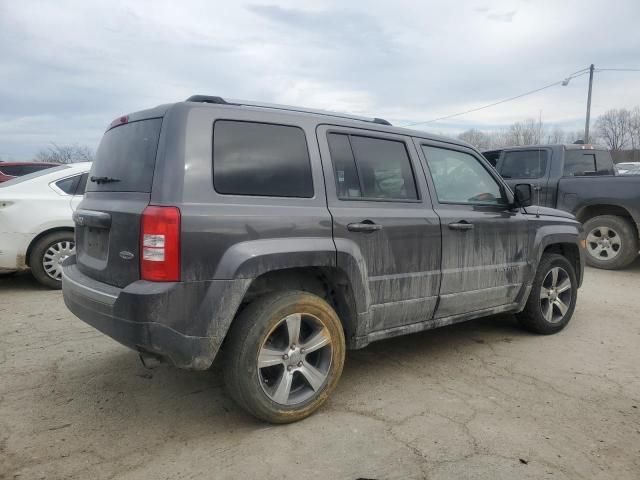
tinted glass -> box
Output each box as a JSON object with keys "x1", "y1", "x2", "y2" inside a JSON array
[
  {"x1": 563, "y1": 150, "x2": 596, "y2": 176},
  {"x1": 499, "y1": 150, "x2": 548, "y2": 179},
  {"x1": 595, "y1": 150, "x2": 615, "y2": 175},
  {"x1": 22, "y1": 165, "x2": 54, "y2": 175},
  {"x1": 0, "y1": 165, "x2": 70, "y2": 188},
  {"x1": 422, "y1": 146, "x2": 506, "y2": 205},
  {"x1": 482, "y1": 151, "x2": 501, "y2": 167},
  {"x1": 328, "y1": 133, "x2": 362, "y2": 198},
  {"x1": 55, "y1": 175, "x2": 80, "y2": 194},
  {"x1": 87, "y1": 118, "x2": 162, "y2": 192},
  {"x1": 213, "y1": 120, "x2": 313, "y2": 198},
  {"x1": 348, "y1": 135, "x2": 418, "y2": 200},
  {"x1": 0, "y1": 166, "x2": 24, "y2": 176},
  {"x1": 76, "y1": 173, "x2": 88, "y2": 194}
]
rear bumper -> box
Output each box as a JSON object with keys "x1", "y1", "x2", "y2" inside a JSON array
[{"x1": 62, "y1": 257, "x2": 251, "y2": 370}]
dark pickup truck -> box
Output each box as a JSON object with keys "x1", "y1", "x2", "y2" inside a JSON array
[{"x1": 485, "y1": 144, "x2": 640, "y2": 270}]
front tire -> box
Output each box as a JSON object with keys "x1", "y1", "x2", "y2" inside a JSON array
[
  {"x1": 583, "y1": 215, "x2": 638, "y2": 270},
  {"x1": 224, "y1": 291, "x2": 345, "y2": 423},
  {"x1": 29, "y1": 231, "x2": 75, "y2": 289},
  {"x1": 517, "y1": 253, "x2": 578, "y2": 335}
]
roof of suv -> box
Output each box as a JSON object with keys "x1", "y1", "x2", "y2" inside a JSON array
[
  {"x1": 120, "y1": 95, "x2": 476, "y2": 151},
  {"x1": 484, "y1": 144, "x2": 608, "y2": 153}
]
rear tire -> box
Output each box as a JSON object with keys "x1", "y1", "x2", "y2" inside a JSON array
[
  {"x1": 223, "y1": 291, "x2": 345, "y2": 423},
  {"x1": 517, "y1": 253, "x2": 577, "y2": 335},
  {"x1": 583, "y1": 215, "x2": 638, "y2": 270},
  {"x1": 29, "y1": 231, "x2": 75, "y2": 289}
]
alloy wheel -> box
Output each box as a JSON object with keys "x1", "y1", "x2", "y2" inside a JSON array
[
  {"x1": 258, "y1": 312, "x2": 333, "y2": 405},
  {"x1": 586, "y1": 226, "x2": 621, "y2": 261},
  {"x1": 539, "y1": 266, "x2": 572, "y2": 324}
]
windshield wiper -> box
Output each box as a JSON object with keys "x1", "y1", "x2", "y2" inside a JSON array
[{"x1": 90, "y1": 176, "x2": 120, "y2": 184}]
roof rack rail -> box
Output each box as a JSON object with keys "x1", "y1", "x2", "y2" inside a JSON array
[{"x1": 185, "y1": 95, "x2": 392, "y2": 126}]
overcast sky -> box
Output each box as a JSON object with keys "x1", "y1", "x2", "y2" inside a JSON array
[{"x1": 1, "y1": 0, "x2": 639, "y2": 159}]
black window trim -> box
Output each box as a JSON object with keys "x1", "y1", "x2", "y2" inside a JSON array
[
  {"x1": 561, "y1": 148, "x2": 616, "y2": 178},
  {"x1": 497, "y1": 147, "x2": 551, "y2": 180},
  {"x1": 419, "y1": 141, "x2": 511, "y2": 208},
  {"x1": 325, "y1": 129, "x2": 422, "y2": 204},
  {"x1": 212, "y1": 119, "x2": 315, "y2": 199}
]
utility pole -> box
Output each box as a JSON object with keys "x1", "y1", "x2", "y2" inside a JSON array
[{"x1": 584, "y1": 64, "x2": 595, "y2": 143}]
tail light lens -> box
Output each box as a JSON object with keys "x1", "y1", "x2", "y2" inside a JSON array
[{"x1": 140, "y1": 206, "x2": 181, "y2": 281}]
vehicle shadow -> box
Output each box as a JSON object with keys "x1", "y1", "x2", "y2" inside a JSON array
[
  {"x1": 0, "y1": 270, "x2": 49, "y2": 292},
  {"x1": 39, "y1": 313, "x2": 525, "y2": 435}
]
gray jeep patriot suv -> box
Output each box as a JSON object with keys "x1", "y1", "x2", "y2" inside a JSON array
[{"x1": 62, "y1": 96, "x2": 585, "y2": 423}]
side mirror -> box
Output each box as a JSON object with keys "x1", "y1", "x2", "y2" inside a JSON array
[{"x1": 514, "y1": 184, "x2": 533, "y2": 207}]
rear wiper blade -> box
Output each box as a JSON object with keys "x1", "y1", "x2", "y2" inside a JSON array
[{"x1": 90, "y1": 176, "x2": 120, "y2": 184}]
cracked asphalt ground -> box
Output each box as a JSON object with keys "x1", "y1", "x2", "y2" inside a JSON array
[{"x1": 1, "y1": 262, "x2": 639, "y2": 480}]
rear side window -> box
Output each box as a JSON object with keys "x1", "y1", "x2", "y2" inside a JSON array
[
  {"x1": 87, "y1": 118, "x2": 162, "y2": 192},
  {"x1": 499, "y1": 150, "x2": 548, "y2": 179},
  {"x1": 595, "y1": 150, "x2": 615, "y2": 175},
  {"x1": 55, "y1": 175, "x2": 81, "y2": 194},
  {"x1": 213, "y1": 120, "x2": 313, "y2": 198},
  {"x1": 563, "y1": 151, "x2": 596, "y2": 176},
  {"x1": 327, "y1": 133, "x2": 418, "y2": 200}
]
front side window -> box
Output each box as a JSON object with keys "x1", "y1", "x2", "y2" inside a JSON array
[
  {"x1": 499, "y1": 150, "x2": 548, "y2": 179},
  {"x1": 563, "y1": 151, "x2": 597, "y2": 176},
  {"x1": 422, "y1": 146, "x2": 506, "y2": 205},
  {"x1": 327, "y1": 133, "x2": 418, "y2": 200},
  {"x1": 213, "y1": 120, "x2": 313, "y2": 198}
]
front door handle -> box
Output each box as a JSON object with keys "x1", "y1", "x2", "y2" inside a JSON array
[
  {"x1": 448, "y1": 221, "x2": 474, "y2": 231},
  {"x1": 532, "y1": 184, "x2": 542, "y2": 191},
  {"x1": 347, "y1": 221, "x2": 383, "y2": 233}
]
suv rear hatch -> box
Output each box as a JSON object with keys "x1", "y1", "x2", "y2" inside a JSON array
[{"x1": 75, "y1": 117, "x2": 163, "y2": 287}]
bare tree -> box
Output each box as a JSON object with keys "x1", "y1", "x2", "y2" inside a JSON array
[
  {"x1": 34, "y1": 143, "x2": 94, "y2": 164},
  {"x1": 564, "y1": 130, "x2": 585, "y2": 144},
  {"x1": 595, "y1": 109, "x2": 630, "y2": 150},
  {"x1": 629, "y1": 107, "x2": 640, "y2": 151},
  {"x1": 548, "y1": 126, "x2": 565, "y2": 144},
  {"x1": 506, "y1": 118, "x2": 545, "y2": 146},
  {"x1": 457, "y1": 129, "x2": 492, "y2": 150}
]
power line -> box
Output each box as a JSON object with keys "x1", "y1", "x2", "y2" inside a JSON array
[
  {"x1": 403, "y1": 71, "x2": 590, "y2": 127},
  {"x1": 597, "y1": 68, "x2": 640, "y2": 72}
]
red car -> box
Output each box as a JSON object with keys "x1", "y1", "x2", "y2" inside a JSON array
[{"x1": 0, "y1": 162, "x2": 61, "y2": 183}]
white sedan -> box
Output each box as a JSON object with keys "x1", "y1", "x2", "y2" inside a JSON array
[{"x1": 0, "y1": 162, "x2": 91, "y2": 288}]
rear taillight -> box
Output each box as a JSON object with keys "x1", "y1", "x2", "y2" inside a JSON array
[{"x1": 140, "y1": 206, "x2": 181, "y2": 282}]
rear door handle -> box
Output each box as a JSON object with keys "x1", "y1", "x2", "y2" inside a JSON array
[
  {"x1": 448, "y1": 221, "x2": 474, "y2": 231},
  {"x1": 347, "y1": 222, "x2": 383, "y2": 233}
]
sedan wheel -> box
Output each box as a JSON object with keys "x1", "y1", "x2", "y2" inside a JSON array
[{"x1": 42, "y1": 240, "x2": 75, "y2": 281}]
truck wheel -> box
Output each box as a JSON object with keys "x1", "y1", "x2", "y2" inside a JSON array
[
  {"x1": 583, "y1": 215, "x2": 638, "y2": 270},
  {"x1": 29, "y1": 231, "x2": 75, "y2": 289},
  {"x1": 517, "y1": 253, "x2": 578, "y2": 335},
  {"x1": 223, "y1": 291, "x2": 346, "y2": 423}
]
